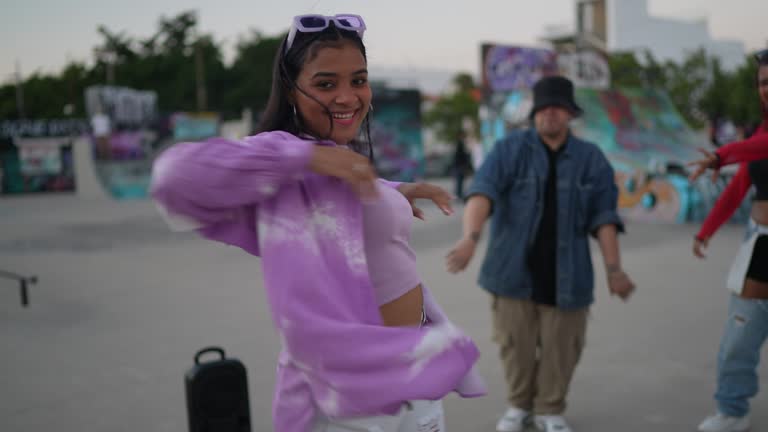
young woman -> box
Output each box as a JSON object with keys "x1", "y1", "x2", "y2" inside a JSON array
[
  {"x1": 150, "y1": 14, "x2": 485, "y2": 432},
  {"x1": 689, "y1": 49, "x2": 768, "y2": 432}
]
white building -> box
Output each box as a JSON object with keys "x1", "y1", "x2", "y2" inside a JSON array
[{"x1": 544, "y1": 0, "x2": 746, "y2": 70}]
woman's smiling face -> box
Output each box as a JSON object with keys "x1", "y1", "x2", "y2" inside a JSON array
[{"x1": 293, "y1": 39, "x2": 372, "y2": 145}]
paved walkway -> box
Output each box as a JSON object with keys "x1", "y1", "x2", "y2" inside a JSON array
[{"x1": 1, "y1": 184, "x2": 766, "y2": 431}]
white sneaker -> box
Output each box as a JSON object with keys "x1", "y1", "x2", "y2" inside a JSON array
[
  {"x1": 534, "y1": 415, "x2": 573, "y2": 432},
  {"x1": 698, "y1": 412, "x2": 750, "y2": 432},
  {"x1": 496, "y1": 406, "x2": 531, "y2": 432}
]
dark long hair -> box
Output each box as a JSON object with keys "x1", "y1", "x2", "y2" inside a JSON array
[
  {"x1": 256, "y1": 23, "x2": 374, "y2": 161},
  {"x1": 757, "y1": 58, "x2": 768, "y2": 132}
]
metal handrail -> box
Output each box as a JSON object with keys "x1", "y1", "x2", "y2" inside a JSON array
[{"x1": 0, "y1": 270, "x2": 36, "y2": 307}]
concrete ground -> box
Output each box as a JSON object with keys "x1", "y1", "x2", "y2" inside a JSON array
[{"x1": 1, "y1": 181, "x2": 766, "y2": 432}]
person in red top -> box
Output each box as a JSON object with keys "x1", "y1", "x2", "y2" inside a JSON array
[
  {"x1": 689, "y1": 130, "x2": 768, "y2": 184},
  {"x1": 687, "y1": 49, "x2": 768, "y2": 432}
]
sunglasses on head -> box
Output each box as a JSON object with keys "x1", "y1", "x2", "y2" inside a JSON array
[
  {"x1": 755, "y1": 49, "x2": 768, "y2": 65},
  {"x1": 285, "y1": 14, "x2": 366, "y2": 54}
]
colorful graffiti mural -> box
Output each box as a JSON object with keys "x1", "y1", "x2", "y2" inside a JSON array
[
  {"x1": 370, "y1": 87, "x2": 425, "y2": 181},
  {"x1": 172, "y1": 112, "x2": 220, "y2": 141},
  {"x1": 0, "y1": 120, "x2": 85, "y2": 195},
  {"x1": 1, "y1": 137, "x2": 75, "y2": 195},
  {"x1": 479, "y1": 89, "x2": 532, "y2": 153},
  {"x1": 479, "y1": 43, "x2": 751, "y2": 224},
  {"x1": 482, "y1": 45, "x2": 559, "y2": 93},
  {"x1": 95, "y1": 160, "x2": 152, "y2": 199},
  {"x1": 85, "y1": 85, "x2": 157, "y2": 129},
  {"x1": 557, "y1": 50, "x2": 611, "y2": 89},
  {"x1": 82, "y1": 113, "x2": 219, "y2": 200},
  {"x1": 571, "y1": 87, "x2": 751, "y2": 223},
  {"x1": 92, "y1": 130, "x2": 152, "y2": 161}
]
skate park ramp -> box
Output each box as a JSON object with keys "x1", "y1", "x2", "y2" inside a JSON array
[{"x1": 480, "y1": 86, "x2": 751, "y2": 224}]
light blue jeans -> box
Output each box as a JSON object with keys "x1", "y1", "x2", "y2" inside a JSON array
[{"x1": 715, "y1": 294, "x2": 768, "y2": 417}]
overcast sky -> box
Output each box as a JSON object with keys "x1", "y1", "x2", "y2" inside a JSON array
[{"x1": 1, "y1": 0, "x2": 766, "y2": 84}]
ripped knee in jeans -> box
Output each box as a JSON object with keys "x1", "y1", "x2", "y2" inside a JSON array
[{"x1": 733, "y1": 314, "x2": 748, "y2": 326}]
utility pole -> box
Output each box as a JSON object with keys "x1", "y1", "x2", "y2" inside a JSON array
[
  {"x1": 107, "y1": 59, "x2": 115, "y2": 85},
  {"x1": 194, "y1": 16, "x2": 207, "y2": 112},
  {"x1": 195, "y1": 40, "x2": 207, "y2": 112},
  {"x1": 15, "y1": 60, "x2": 25, "y2": 119},
  {"x1": 97, "y1": 49, "x2": 116, "y2": 85}
]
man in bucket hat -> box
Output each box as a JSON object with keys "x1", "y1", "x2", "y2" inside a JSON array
[{"x1": 446, "y1": 76, "x2": 636, "y2": 432}]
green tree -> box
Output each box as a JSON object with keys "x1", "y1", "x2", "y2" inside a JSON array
[
  {"x1": 699, "y1": 57, "x2": 731, "y2": 123},
  {"x1": 4, "y1": 72, "x2": 85, "y2": 119},
  {"x1": 608, "y1": 50, "x2": 667, "y2": 88},
  {"x1": 607, "y1": 51, "x2": 645, "y2": 87},
  {"x1": 0, "y1": 10, "x2": 281, "y2": 120},
  {"x1": 663, "y1": 48, "x2": 711, "y2": 127},
  {"x1": 0, "y1": 83, "x2": 18, "y2": 119},
  {"x1": 223, "y1": 30, "x2": 284, "y2": 117},
  {"x1": 423, "y1": 72, "x2": 479, "y2": 143},
  {"x1": 83, "y1": 11, "x2": 231, "y2": 114},
  {"x1": 723, "y1": 57, "x2": 761, "y2": 128}
]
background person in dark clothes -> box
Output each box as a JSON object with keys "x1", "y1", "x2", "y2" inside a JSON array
[
  {"x1": 452, "y1": 130, "x2": 473, "y2": 199},
  {"x1": 445, "y1": 76, "x2": 636, "y2": 432}
]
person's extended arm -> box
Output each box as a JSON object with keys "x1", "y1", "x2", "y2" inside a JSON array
[
  {"x1": 595, "y1": 224, "x2": 634, "y2": 300},
  {"x1": 688, "y1": 130, "x2": 768, "y2": 181},
  {"x1": 588, "y1": 151, "x2": 634, "y2": 300},
  {"x1": 151, "y1": 132, "x2": 377, "y2": 230},
  {"x1": 717, "y1": 130, "x2": 768, "y2": 166},
  {"x1": 445, "y1": 137, "x2": 510, "y2": 274},
  {"x1": 445, "y1": 195, "x2": 491, "y2": 273},
  {"x1": 462, "y1": 195, "x2": 492, "y2": 243},
  {"x1": 395, "y1": 182, "x2": 454, "y2": 219},
  {"x1": 693, "y1": 163, "x2": 752, "y2": 258}
]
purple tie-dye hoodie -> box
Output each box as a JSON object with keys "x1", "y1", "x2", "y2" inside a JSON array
[{"x1": 150, "y1": 131, "x2": 486, "y2": 431}]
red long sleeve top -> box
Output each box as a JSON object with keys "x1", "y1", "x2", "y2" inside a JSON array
[{"x1": 696, "y1": 122, "x2": 768, "y2": 240}]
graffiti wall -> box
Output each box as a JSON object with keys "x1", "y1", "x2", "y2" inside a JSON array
[
  {"x1": 479, "y1": 89, "x2": 532, "y2": 153},
  {"x1": 479, "y1": 45, "x2": 559, "y2": 154},
  {"x1": 172, "y1": 112, "x2": 220, "y2": 141},
  {"x1": 0, "y1": 121, "x2": 83, "y2": 195},
  {"x1": 571, "y1": 87, "x2": 751, "y2": 223},
  {"x1": 479, "y1": 43, "x2": 750, "y2": 224},
  {"x1": 1, "y1": 138, "x2": 75, "y2": 195},
  {"x1": 85, "y1": 85, "x2": 157, "y2": 129},
  {"x1": 370, "y1": 88, "x2": 424, "y2": 181},
  {"x1": 482, "y1": 45, "x2": 559, "y2": 93},
  {"x1": 95, "y1": 160, "x2": 152, "y2": 199},
  {"x1": 92, "y1": 130, "x2": 152, "y2": 161},
  {"x1": 557, "y1": 50, "x2": 611, "y2": 89}
]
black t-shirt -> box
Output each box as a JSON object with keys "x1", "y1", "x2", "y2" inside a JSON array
[
  {"x1": 748, "y1": 158, "x2": 768, "y2": 201},
  {"x1": 528, "y1": 141, "x2": 565, "y2": 306}
]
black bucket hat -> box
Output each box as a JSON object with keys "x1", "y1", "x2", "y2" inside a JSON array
[{"x1": 529, "y1": 75, "x2": 583, "y2": 119}]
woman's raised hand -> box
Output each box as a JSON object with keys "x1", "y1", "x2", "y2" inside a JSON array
[
  {"x1": 687, "y1": 148, "x2": 720, "y2": 182},
  {"x1": 397, "y1": 182, "x2": 454, "y2": 220},
  {"x1": 309, "y1": 146, "x2": 378, "y2": 199}
]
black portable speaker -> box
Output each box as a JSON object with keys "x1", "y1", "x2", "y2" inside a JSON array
[{"x1": 185, "y1": 346, "x2": 251, "y2": 432}]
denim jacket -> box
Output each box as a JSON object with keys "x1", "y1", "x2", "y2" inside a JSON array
[{"x1": 467, "y1": 128, "x2": 624, "y2": 309}]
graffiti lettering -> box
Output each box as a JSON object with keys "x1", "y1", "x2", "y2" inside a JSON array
[
  {"x1": 85, "y1": 85, "x2": 157, "y2": 128},
  {"x1": 0, "y1": 119, "x2": 90, "y2": 138},
  {"x1": 558, "y1": 51, "x2": 610, "y2": 89},
  {"x1": 483, "y1": 45, "x2": 558, "y2": 92}
]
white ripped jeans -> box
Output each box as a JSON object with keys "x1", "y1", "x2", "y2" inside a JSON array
[{"x1": 311, "y1": 400, "x2": 444, "y2": 432}]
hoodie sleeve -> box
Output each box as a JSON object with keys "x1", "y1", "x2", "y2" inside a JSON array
[
  {"x1": 696, "y1": 163, "x2": 752, "y2": 240},
  {"x1": 716, "y1": 129, "x2": 768, "y2": 166},
  {"x1": 150, "y1": 132, "x2": 315, "y2": 255}
]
